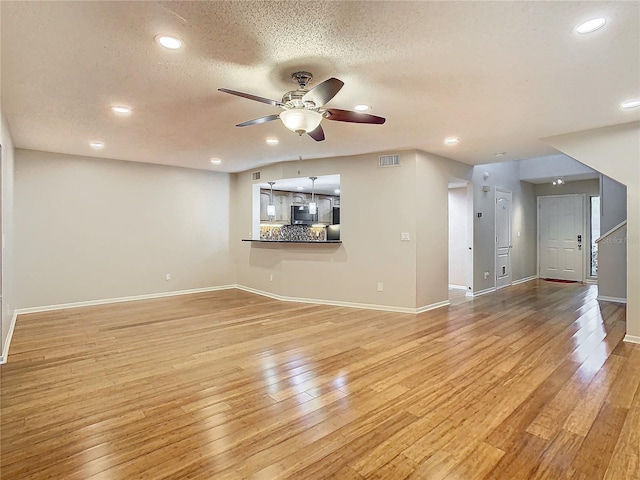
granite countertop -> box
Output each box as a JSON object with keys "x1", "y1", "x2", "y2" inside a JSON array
[{"x1": 242, "y1": 239, "x2": 342, "y2": 243}]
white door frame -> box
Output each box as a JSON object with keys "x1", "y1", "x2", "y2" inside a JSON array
[
  {"x1": 537, "y1": 194, "x2": 588, "y2": 282},
  {"x1": 495, "y1": 188, "x2": 512, "y2": 290}
]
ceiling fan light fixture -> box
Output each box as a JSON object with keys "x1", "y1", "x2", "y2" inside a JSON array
[
  {"x1": 279, "y1": 109, "x2": 322, "y2": 134},
  {"x1": 354, "y1": 104, "x2": 370, "y2": 112}
]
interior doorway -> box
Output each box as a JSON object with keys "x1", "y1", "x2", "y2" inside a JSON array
[
  {"x1": 448, "y1": 179, "x2": 473, "y2": 299},
  {"x1": 538, "y1": 194, "x2": 586, "y2": 281}
]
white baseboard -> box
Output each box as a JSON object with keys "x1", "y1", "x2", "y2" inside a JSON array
[
  {"x1": 14, "y1": 285, "x2": 237, "y2": 315},
  {"x1": 448, "y1": 284, "x2": 467, "y2": 291},
  {"x1": 235, "y1": 284, "x2": 449, "y2": 314},
  {"x1": 624, "y1": 335, "x2": 640, "y2": 344},
  {"x1": 467, "y1": 287, "x2": 497, "y2": 298},
  {"x1": 0, "y1": 311, "x2": 18, "y2": 365},
  {"x1": 512, "y1": 275, "x2": 538, "y2": 286},
  {"x1": 597, "y1": 295, "x2": 627, "y2": 304},
  {"x1": 416, "y1": 300, "x2": 451, "y2": 313}
]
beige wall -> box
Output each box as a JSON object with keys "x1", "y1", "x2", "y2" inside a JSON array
[
  {"x1": 231, "y1": 150, "x2": 472, "y2": 310},
  {"x1": 543, "y1": 121, "x2": 640, "y2": 340},
  {"x1": 448, "y1": 187, "x2": 468, "y2": 287},
  {"x1": 597, "y1": 224, "x2": 627, "y2": 301},
  {"x1": 1, "y1": 110, "x2": 16, "y2": 357},
  {"x1": 232, "y1": 151, "x2": 420, "y2": 309},
  {"x1": 534, "y1": 179, "x2": 599, "y2": 197},
  {"x1": 415, "y1": 151, "x2": 472, "y2": 307},
  {"x1": 471, "y1": 162, "x2": 538, "y2": 293},
  {"x1": 14, "y1": 150, "x2": 234, "y2": 308}
]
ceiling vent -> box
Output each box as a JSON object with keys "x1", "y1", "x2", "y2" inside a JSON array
[
  {"x1": 379, "y1": 154, "x2": 400, "y2": 167},
  {"x1": 252, "y1": 171, "x2": 261, "y2": 180}
]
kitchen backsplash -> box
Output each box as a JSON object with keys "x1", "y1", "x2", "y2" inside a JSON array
[{"x1": 260, "y1": 224, "x2": 326, "y2": 241}]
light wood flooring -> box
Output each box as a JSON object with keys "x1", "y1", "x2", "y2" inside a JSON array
[{"x1": 1, "y1": 280, "x2": 637, "y2": 479}]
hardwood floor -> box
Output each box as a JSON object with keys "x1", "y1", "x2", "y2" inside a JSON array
[{"x1": 1, "y1": 280, "x2": 636, "y2": 479}]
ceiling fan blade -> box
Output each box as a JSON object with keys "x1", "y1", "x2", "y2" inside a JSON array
[
  {"x1": 307, "y1": 124, "x2": 325, "y2": 141},
  {"x1": 325, "y1": 108, "x2": 386, "y2": 124},
  {"x1": 236, "y1": 114, "x2": 280, "y2": 127},
  {"x1": 218, "y1": 88, "x2": 284, "y2": 107},
  {"x1": 302, "y1": 78, "x2": 344, "y2": 107}
]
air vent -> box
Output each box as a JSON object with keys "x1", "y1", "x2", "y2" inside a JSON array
[
  {"x1": 252, "y1": 171, "x2": 261, "y2": 180},
  {"x1": 379, "y1": 154, "x2": 400, "y2": 167}
]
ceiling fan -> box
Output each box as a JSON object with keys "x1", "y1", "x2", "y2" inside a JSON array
[{"x1": 218, "y1": 71, "x2": 385, "y2": 141}]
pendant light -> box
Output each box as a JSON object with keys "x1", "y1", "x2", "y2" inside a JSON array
[
  {"x1": 308, "y1": 177, "x2": 317, "y2": 214},
  {"x1": 267, "y1": 182, "x2": 276, "y2": 217}
]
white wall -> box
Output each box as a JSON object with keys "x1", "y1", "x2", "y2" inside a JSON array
[
  {"x1": 543, "y1": 121, "x2": 640, "y2": 340},
  {"x1": 14, "y1": 150, "x2": 234, "y2": 309},
  {"x1": 448, "y1": 187, "x2": 467, "y2": 287},
  {"x1": 1, "y1": 110, "x2": 16, "y2": 360}
]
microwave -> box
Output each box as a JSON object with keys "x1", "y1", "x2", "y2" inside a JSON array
[{"x1": 290, "y1": 205, "x2": 318, "y2": 225}]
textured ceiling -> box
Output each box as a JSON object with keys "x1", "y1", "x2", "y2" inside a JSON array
[{"x1": 1, "y1": 1, "x2": 639, "y2": 173}]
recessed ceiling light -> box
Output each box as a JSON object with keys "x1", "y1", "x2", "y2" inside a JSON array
[
  {"x1": 495, "y1": 152, "x2": 506, "y2": 157},
  {"x1": 111, "y1": 105, "x2": 132, "y2": 114},
  {"x1": 354, "y1": 104, "x2": 370, "y2": 112},
  {"x1": 621, "y1": 100, "x2": 640, "y2": 109},
  {"x1": 296, "y1": 186, "x2": 304, "y2": 191},
  {"x1": 210, "y1": 158, "x2": 222, "y2": 165},
  {"x1": 155, "y1": 35, "x2": 183, "y2": 50},
  {"x1": 575, "y1": 17, "x2": 607, "y2": 34},
  {"x1": 89, "y1": 141, "x2": 104, "y2": 149},
  {"x1": 444, "y1": 137, "x2": 459, "y2": 145},
  {"x1": 265, "y1": 137, "x2": 279, "y2": 145},
  {"x1": 334, "y1": 189, "x2": 341, "y2": 194}
]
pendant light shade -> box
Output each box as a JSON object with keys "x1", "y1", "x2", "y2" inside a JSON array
[
  {"x1": 267, "y1": 182, "x2": 276, "y2": 217},
  {"x1": 280, "y1": 109, "x2": 322, "y2": 134}
]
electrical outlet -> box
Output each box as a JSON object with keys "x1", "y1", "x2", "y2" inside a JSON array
[
  {"x1": 165, "y1": 273, "x2": 171, "y2": 281},
  {"x1": 484, "y1": 271, "x2": 489, "y2": 279},
  {"x1": 269, "y1": 274, "x2": 273, "y2": 282},
  {"x1": 377, "y1": 282, "x2": 384, "y2": 292},
  {"x1": 401, "y1": 232, "x2": 410, "y2": 241}
]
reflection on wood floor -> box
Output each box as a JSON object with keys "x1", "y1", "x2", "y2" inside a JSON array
[{"x1": 1, "y1": 280, "x2": 636, "y2": 479}]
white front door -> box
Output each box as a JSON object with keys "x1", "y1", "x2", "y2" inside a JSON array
[
  {"x1": 496, "y1": 189, "x2": 512, "y2": 289},
  {"x1": 538, "y1": 195, "x2": 585, "y2": 281}
]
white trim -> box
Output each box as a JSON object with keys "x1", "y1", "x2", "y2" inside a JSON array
[
  {"x1": 585, "y1": 278, "x2": 597, "y2": 285},
  {"x1": 595, "y1": 220, "x2": 627, "y2": 243},
  {"x1": 448, "y1": 284, "x2": 467, "y2": 291},
  {"x1": 14, "y1": 285, "x2": 236, "y2": 315},
  {"x1": 597, "y1": 295, "x2": 627, "y2": 304},
  {"x1": 235, "y1": 285, "x2": 449, "y2": 314},
  {"x1": 512, "y1": 275, "x2": 538, "y2": 286},
  {"x1": 0, "y1": 311, "x2": 18, "y2": 365},
  {"x1": 468, "y1": 287, "x2": 497, "y2": 298},
  {"x1": 416, "y1": 300, "x2": 451, "y2": 313},
  {"x1": 624, "y1": 335, "x2": 640, "y2": 344}
]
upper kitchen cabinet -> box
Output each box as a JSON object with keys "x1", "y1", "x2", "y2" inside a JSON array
[{"x1": 317, "y1": 196, "x2": 333, "y2": 224}]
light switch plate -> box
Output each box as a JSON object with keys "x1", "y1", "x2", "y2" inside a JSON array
[{"x1": 401, "y1": 232, "x2": 410, "y2": 241}]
